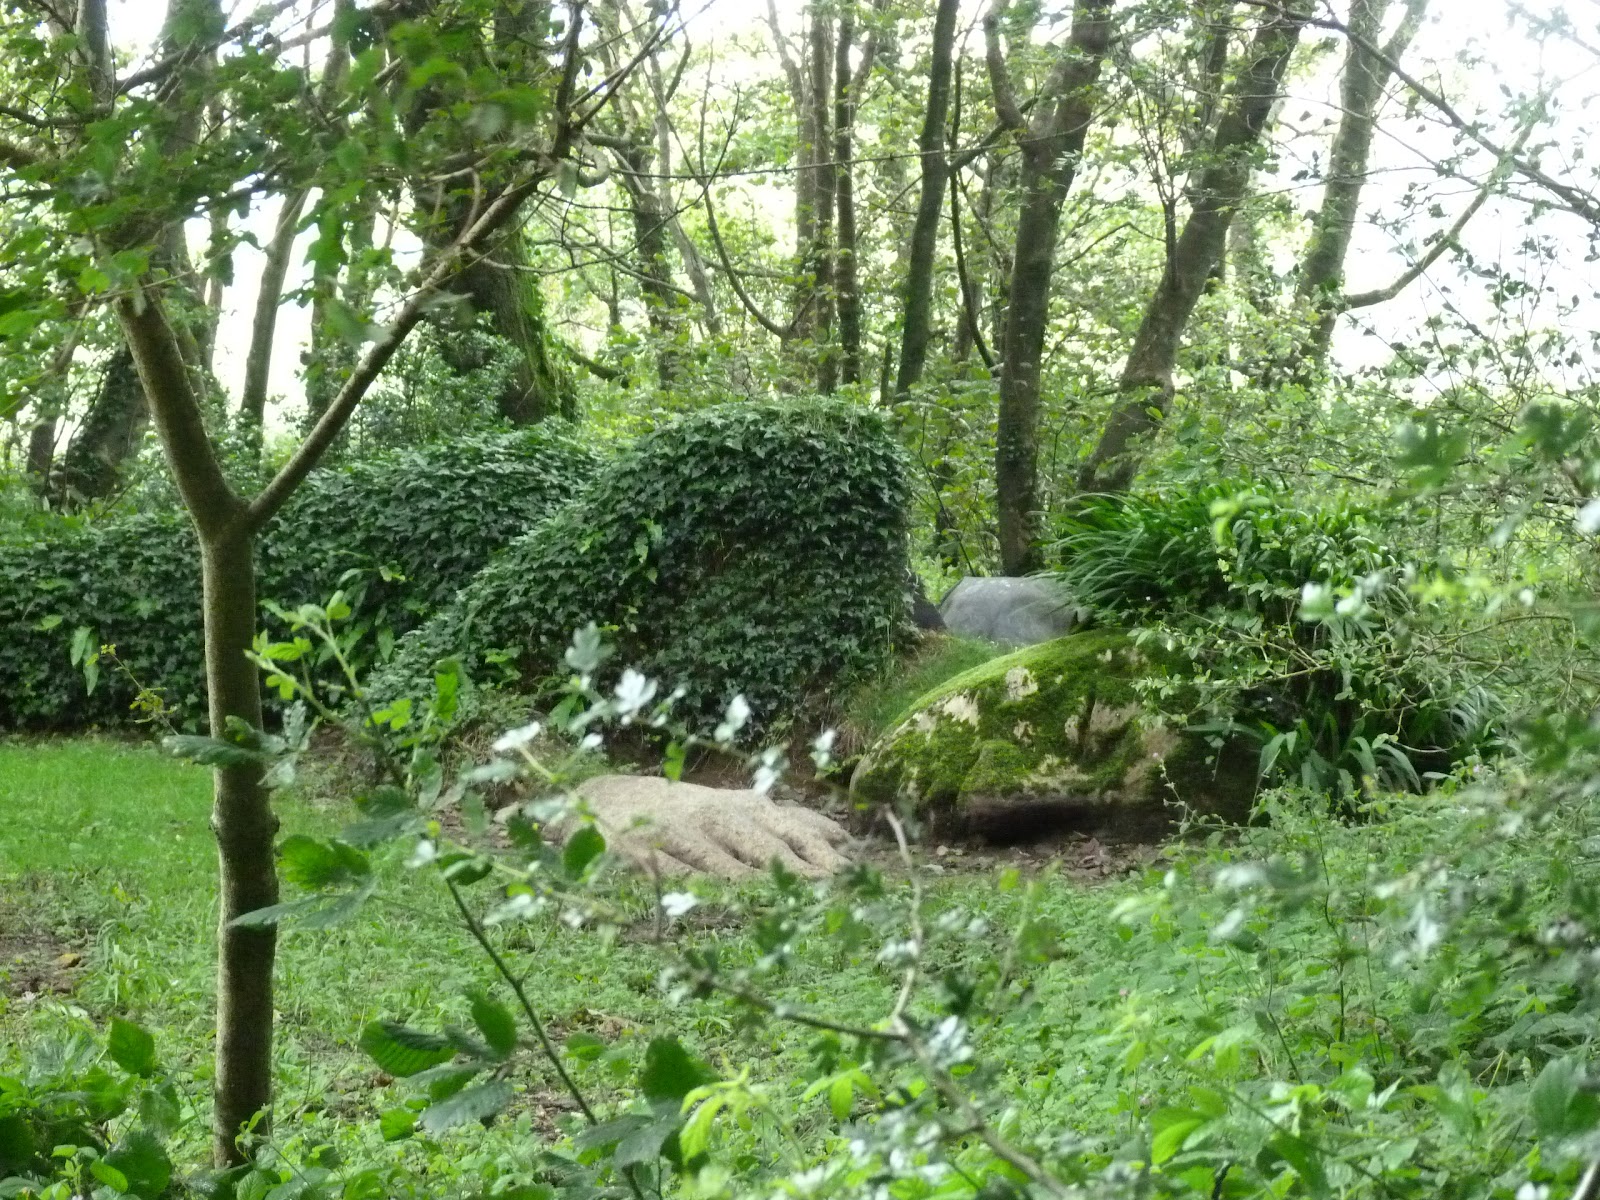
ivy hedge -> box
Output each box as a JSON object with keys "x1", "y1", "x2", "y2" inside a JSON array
[
  {"x1": 0, "y1": 426, "x2": 598, "y2": 729},
  {"x1": 377, "y1": 398, "x2": 912, "y2": 729}
]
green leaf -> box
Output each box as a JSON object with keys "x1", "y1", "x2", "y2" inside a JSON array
[
  {"x1": 90, "y1": 1160, "x2": 130, "y2": 1193},
  {"x1": 162, "y1": 735, "x2": 267, "y2": 768},
  {"x1": 469, "y1": 992, "x2": 518, "y2": 1058},
  {"x1": 378, "y1": 1108, "x2": 417, "y2": 1142},
  {"x1": 107, "y1": 1018, "x2": 158, "y2": 1078},
  {"x1": 1530, "y1": 1056, "x2": 1599, "y2": 1136},
  {"x1": 279, "y1": 836, "x2": 371, "y2": 888},
  {"x1": 359, "y1": 1021, "x2": 454, "y2": 1077},
  {"x1": 563, "y1": 826, "x2": 606, "y2": 878},
  {"x1": 614, "y1": 1113, "x2": 681, "y2": 1168},
  {"x1": 419, "y1": 1080, "x2": 512, "y2": 1134},
  {"x1": 102, "y1": 1129, "x2": 172, "y2": 1199},
  {"x1": 639, "y1": 1037, "x2": 715, "y2": 1106},
  {"x1": 1149, "y1": 1108, "x2": 1206, "y2": 1164}
]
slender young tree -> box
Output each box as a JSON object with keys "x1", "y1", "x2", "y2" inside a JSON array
[
  {"x1": 893, "y1": 0, "x2": 961, "y2": 399},
  {"x1": 0, "y1": 0, "x2": 665, "y2": 1163},
  {"x1": 1283, "y1": 0, "x2": 1428, "y2": 379}
]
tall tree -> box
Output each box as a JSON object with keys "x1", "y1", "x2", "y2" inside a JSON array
[
  {"x1": 1079, "y1": 1, "x2": 1306, "y2": 496},
  {"x1": 1283, "y1": 0, "x2": 1428, "y2": 379},
  {"x1": 986, "y1": 0, "x2": 1115, "y2": 575},
  {"x1": 893, "y1": 0, "x2": 961, "y2": 399}
]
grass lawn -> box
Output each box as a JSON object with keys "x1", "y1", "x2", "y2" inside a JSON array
[
  {"x1": 0, "y1": 737, "x2": 1140, "y2": 1182},
  {"x1": 2, "y1": 737, "x2": 1565, "y2": 1198}
]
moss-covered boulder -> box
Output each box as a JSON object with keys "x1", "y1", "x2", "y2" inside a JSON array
[{"x1": 849, "y1": 629, "x2": 1256, "y2": 841}]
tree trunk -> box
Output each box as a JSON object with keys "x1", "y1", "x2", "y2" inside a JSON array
[
  {"x1": 807, "y1": 10, "x2": 837, "y2": 390},
  {"x1": 431, "y1": 219, "x2": 572, "y2": 423},
  {"x1": 834, "y1": 8, "x2": 863, "y2": 386},
  {"x1": 115, "y1": 289, "x2": 277, "y2": 1167},
  {"x1": 53, "y1": 346, "x2": 148, "y2": 507},
  {"x1": 240, "y1": 190, "x2": 309, "y2": 448},
  {"x1": 201, "y1": 532, "x2": 278, "y2": 1166},
  {"x1": 24, "y1": 307, "x2": 87, "y2": 485},
  {"x1": 1286, "y1": 0, "x2": 1427, "y2": 377},
  {"x1": 988, "y1": 0, "x2": 1115, "y2": 575},
  {"x1": 893, "y1": 0, "x2": 961, "y2": 398},
  {"x1": 1079, "y1": 2, "x2": 1305, "y2": 496},
  {"x1": 612, "y1": 138, "x2": 683, "y2": 387}
]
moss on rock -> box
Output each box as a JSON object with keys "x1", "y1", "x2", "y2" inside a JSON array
[{"x1": 849, "y1": 629, "x2": 1255, "y2": 841}]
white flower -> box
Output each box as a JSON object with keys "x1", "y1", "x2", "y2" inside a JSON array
[
  {"x1": 1578, "y1": 499, "x2": 1600, "y2": 534},
  {"x1": 753, "y1": 764, "x2": 779, "y2": 794},
  {"x1": 613, "y1": 669, "x2": 657, "y2": 719},
  {"x1": 492, "y1": 721, "x2": 542, "y2": 752},
  {"x1": 661, "y1": 891, "x2": 699, "y2": 917},
  {"x1": 715, "y1": 694, "x2": 752, "y2": 742},
  {"x1": 579, "y1": 732, "x2": 604, "y2": 751},
  {"x1": 406, "y1": 839, "x2": 438, "y2": 868},
  {"x1": 810, "y1": 728, "x2": 837, "y2": 769}
]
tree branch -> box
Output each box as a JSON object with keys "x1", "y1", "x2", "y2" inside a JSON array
[
  {"x1": 244, "y1": 172, "x2": 550, "y2": 533},
  {"x1": 983, "y1": 0, "x2": 1027, "y2": 133},
  {"x1": 1249, "y1": 0, "x2": 1600, "y2": 227},
  {"x1": 1343, "y1": 117, "x2": 1535, "y2": 310}
]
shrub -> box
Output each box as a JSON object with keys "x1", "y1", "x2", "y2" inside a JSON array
[
  {"x1": 379, "y1": 398, "x2": 912, "y2": 729},
  {"x1": 0, "y1": 426, "x2": 598, "y2": 729},
  {"x1": 1051, "y1": 484, "x2": 1500, "y2": 793}
]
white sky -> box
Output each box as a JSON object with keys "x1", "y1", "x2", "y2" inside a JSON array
[{"x1": 99, "y1": 0, "x2": 1600, "y2": 424}]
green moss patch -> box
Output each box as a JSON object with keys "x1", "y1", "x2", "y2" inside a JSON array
[{"x1": 850, "y1": 630, "x2": 1255, "y2": 839}]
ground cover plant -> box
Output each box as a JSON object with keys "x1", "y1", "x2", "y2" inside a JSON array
[
  {"x1": 377, "y1": 399, "x2": 913, "y2": 730},
  {"x1": 7, "y1": 684, "x2": 1600, "y2": 1200}
]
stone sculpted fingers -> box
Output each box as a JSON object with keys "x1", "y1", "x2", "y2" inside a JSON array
[
  {"x1": 559, "y1": 775, "x2": 854, "y2": 881},
  {"x1": 778, "y1": 803, "x2": 853, "y2": 847}
]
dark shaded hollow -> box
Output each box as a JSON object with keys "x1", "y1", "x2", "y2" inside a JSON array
[{"x1": 955, "y1": 796, "x2": 1182, "y2": 846}]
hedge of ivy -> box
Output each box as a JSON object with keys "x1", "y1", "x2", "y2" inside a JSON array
[
  {"x1": 0, "y1": 426, "x2": 598, "y2": 729},
  {"x1": 378, "y1": 398, "x2": 912, "y2": 729}
]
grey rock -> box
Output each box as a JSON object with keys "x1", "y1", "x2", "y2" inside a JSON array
[{"x1": 937, "y1": 576, "x2": 1084, "y2": 646}]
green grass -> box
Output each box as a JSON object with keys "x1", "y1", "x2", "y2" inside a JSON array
[
  {"x1": 842, "y1": 634, "x2": 1001, "y2": 744},
  {"x1": 2, "y1": 737, "x2": 1586, "y2": 1198},
  {"x1": 0, "y1": 738, "x2": 1118, "y2": 1180}
]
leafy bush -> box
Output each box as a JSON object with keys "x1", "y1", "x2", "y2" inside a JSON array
[
  {"x1": 379, "y1": 398, "x2": 912, "y2": 729},
  {"x1": 0, "y1": 1018, "x2": 182, "y2": 1199},
  {"x1": 0, "y1": 426, "x2": 597, "y2": 729},
  {"x1": 1051, "y1": 484, "x2": 1499, "y2": 793}
]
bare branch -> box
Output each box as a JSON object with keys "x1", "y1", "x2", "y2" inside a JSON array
[{"x1": 1343, "y1": 117, "x2": 1536, "y2": 310}]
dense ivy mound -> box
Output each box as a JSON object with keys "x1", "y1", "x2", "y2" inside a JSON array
[
  {"x1": 380, "y1": 399, "x2": 912, "y2": 728},
  {"x1": 850, "y1": 629, "x2": 1256, "y2": 841},
  {"x1": 0, "y1": 427, "x2": 597, "y2": 728}
]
